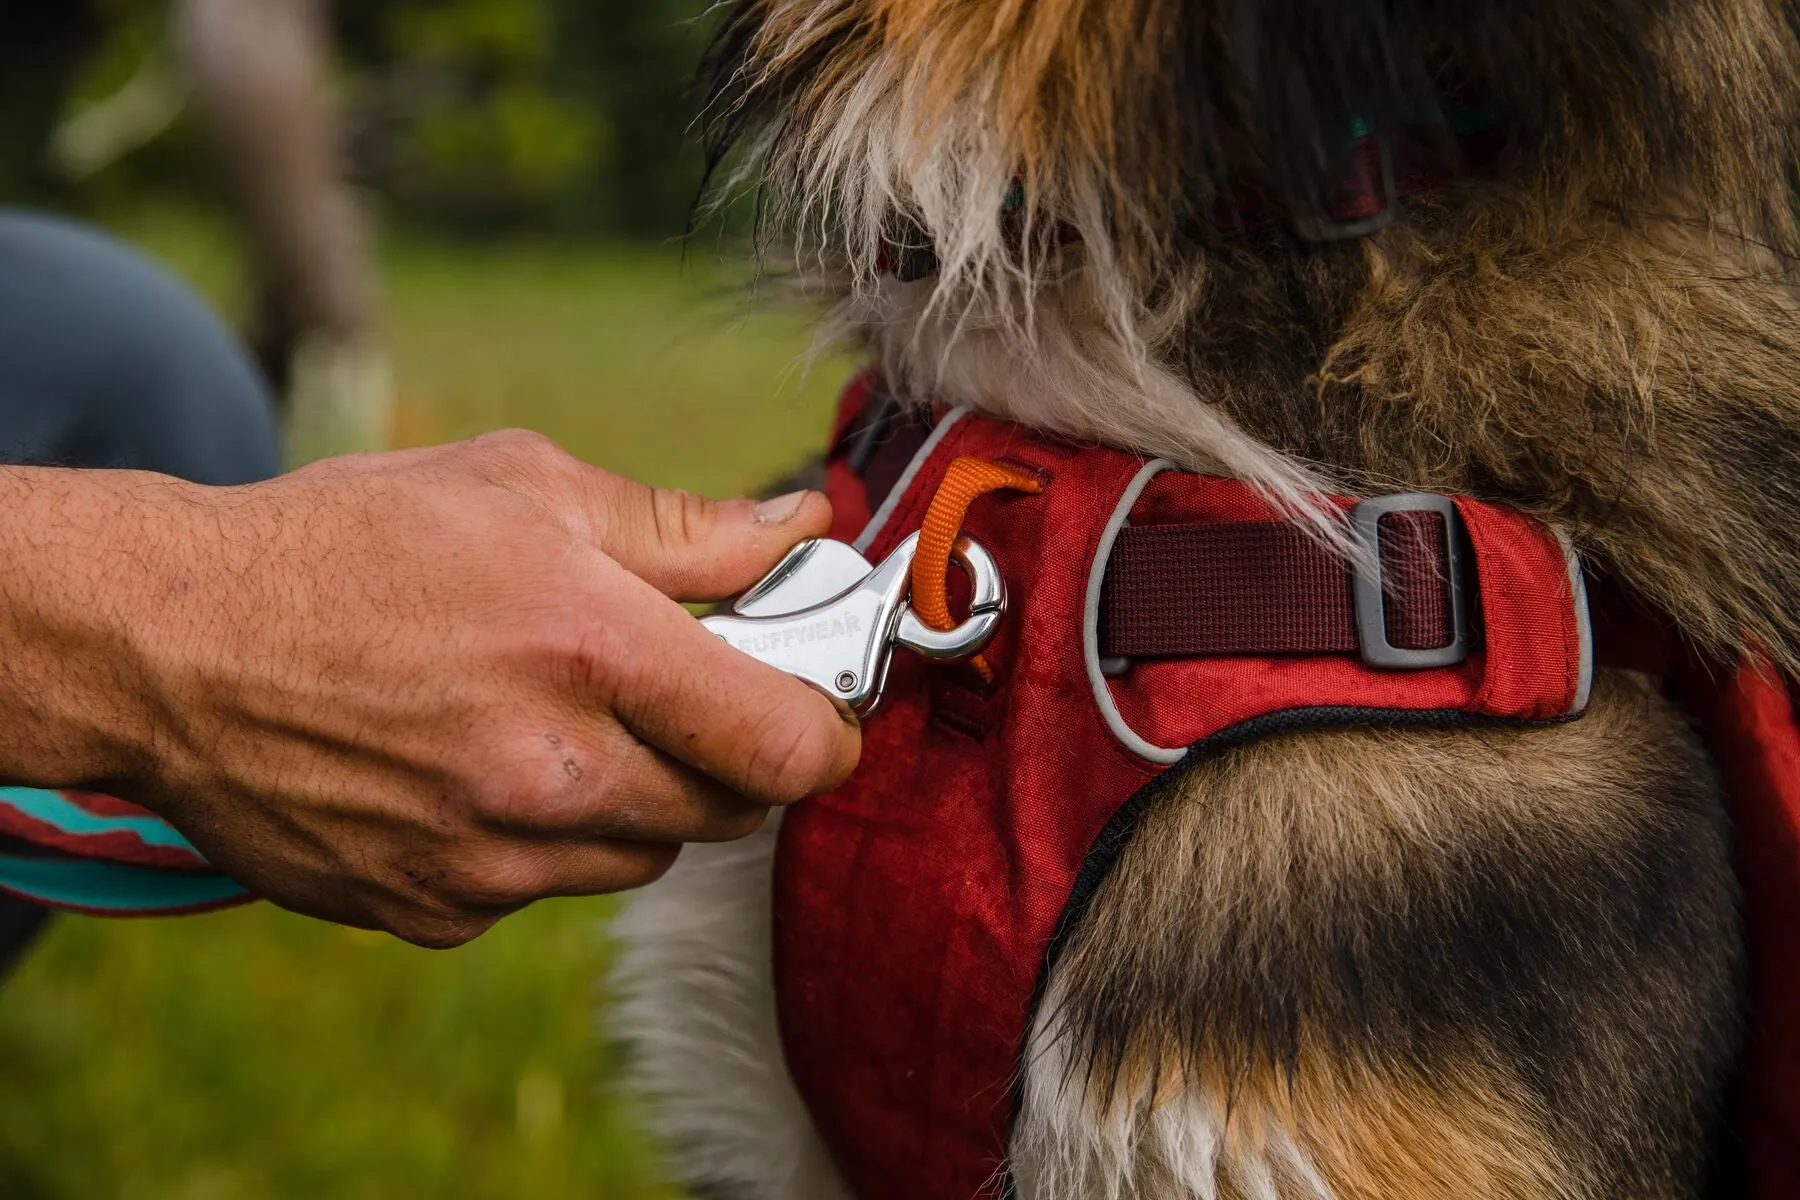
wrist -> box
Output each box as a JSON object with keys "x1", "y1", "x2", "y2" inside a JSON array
[{"x1": 0, "y1": 466, "x2": 216, "y2": 795}]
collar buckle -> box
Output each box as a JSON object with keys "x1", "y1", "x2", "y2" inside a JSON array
[{"x1": 1292, "y1": 133, "x2": 1398, "y2": 242}]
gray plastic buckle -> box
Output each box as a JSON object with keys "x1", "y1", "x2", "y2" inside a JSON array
[{"x1": 1350, "y1": 493, "x2": 1470, "y2": 670}]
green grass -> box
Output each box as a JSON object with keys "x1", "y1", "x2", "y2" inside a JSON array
[{"x1": 0, "y1": 208, "x2": 848, "y2": 1200}]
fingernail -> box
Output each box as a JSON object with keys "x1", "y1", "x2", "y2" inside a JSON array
[{"x1": 754, "y1": 491, "x2": 808, "y2": 525}]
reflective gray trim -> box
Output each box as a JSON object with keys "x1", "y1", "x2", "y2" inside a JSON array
[
  {"x1": 1556, "y1": 528, "x2": 1595, "y2": 716},
  {"x1": 1082, "y1": 460, "x2": 1188, "y2": 765},
  {"x1": 851, "y1": 407, "x2": 970, "y2": 553}
]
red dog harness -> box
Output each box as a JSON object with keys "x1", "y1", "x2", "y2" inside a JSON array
[{"x1": 774, "y1": 377, "x2": 1594, "y2": 1198}]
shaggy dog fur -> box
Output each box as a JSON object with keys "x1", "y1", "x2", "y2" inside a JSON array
[{"x1": 615, "y1": 1, "x2": 1800, "y2": 1196}]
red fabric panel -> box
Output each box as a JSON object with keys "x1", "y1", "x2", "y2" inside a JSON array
[
  {"x1": 1678, "y1": 659, "x2": 1800, "y2": 1198},
  {"x1": 822, "y1": 376, "x2": 879, "y2": 538},
  {"x1": 793, "y1": 424, "x2": 1164, "y2": 1198},
  {"x1": 861, "y1": 412, "x2": 934, "y2": 516},
  {"x1": 826, "y1": 371, "x2": 880, "y2": 454},
  {"x1": 781, "y1": 386, "x2": 1588, "y2": 1200},
  {"x1": 1455, "y1": 500, "x2": 1582, "y2": 720}
]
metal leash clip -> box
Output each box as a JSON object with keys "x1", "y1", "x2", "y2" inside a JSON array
[{"x1": 702, "y1": 533, "x2": 1005, "y2": 717}]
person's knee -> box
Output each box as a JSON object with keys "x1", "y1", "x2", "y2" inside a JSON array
[{"x1": 0, "y1": 210, "x2": 280, "y2": 484}]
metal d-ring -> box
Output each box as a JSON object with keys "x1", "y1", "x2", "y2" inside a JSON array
[{"x1": 895, "y1": 537, "x2": 1005, "y2": 661}]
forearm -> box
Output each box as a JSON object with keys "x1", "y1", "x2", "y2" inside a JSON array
[
  {"x1": 0, "y1": 465, "x2": 204, "y2": 793},
  {"x1": 0, "y1": 439, "x2": 857, "y2": 946}
]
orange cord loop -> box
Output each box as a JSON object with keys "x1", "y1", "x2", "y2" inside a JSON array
[{"x1": 910, "y1": 457, "x2": 1041, "y2": 682}]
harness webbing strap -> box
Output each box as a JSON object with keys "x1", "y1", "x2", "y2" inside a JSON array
[
  {"x1": 1101, "y1": 511, "x2": 1456, "y2": 659},
  {"x1": 838, "y1": 409, "x2": 1463, "y2": 664}
]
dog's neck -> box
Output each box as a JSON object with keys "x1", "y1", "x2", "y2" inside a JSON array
[
  {"x1": 843, "y1": 194, "x2": 1800, "y2": 677},
  {"x1": 702, "y1": 0, "x2": 1800, "y2": 670}
]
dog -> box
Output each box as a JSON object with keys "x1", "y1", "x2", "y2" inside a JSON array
[{"x1": 613, "y1": 2, "x2": 1800, "y2": 1196}]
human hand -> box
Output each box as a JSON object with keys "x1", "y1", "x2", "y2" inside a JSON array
[{"x1": 2, "y1": 432, "x2": 858, "y2": 946}]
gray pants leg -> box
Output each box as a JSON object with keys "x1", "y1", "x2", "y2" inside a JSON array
[{"x1": 0, "y1": 209, "x2": 281, "y2": 977}]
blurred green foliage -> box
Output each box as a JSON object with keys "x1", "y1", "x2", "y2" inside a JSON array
[
  {"x1": 338, "y1": 0, "x2": 714, "y2": 235},
  {"x1": 0, "y1": 2, "x2": 104, "y2": 201},
  {"x1": 7, "y1": 0, "x2": 717, "y2": 240},
  {"x1": 358, "y1": 0, "x2": 606, "y2": 222}
]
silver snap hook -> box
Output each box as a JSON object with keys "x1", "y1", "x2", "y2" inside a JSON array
[{"x1": 701, "y1": 533, "x2": 1006, "y2": 716}]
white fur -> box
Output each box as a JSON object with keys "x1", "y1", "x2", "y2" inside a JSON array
[
  {"x1": 610, "y1": 820, "x2": 1333, "y2": 1200},
  {"x1": 1011, "y1": 980, "x2": 1333, "y2": 1200},
  {"x1": 839, "y1": 272, "x2": 1365, "y2": 558},
  {"x1": 608, "y1": 815, "x2": 850, "y2": 1200},
  {"x1": 717, "y1": 2, "x2": 1368, "y2": 560}
]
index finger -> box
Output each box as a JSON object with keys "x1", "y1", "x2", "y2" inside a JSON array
[{"x1": 589, "y1": 566, "x2": 862, "y2": 806}]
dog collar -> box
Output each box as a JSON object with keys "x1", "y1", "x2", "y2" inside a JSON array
[{"x1": 877, "y1": 106, "x2": 1515, "y2": 281}]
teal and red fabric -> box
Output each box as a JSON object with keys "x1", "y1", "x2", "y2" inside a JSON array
[{"x1": 0, "y1": 788, "x2": 247, "y2": 916}]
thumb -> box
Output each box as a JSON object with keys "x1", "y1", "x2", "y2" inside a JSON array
[{"x1": 590, "y1": 477, "x2": 835, "y2": 602}]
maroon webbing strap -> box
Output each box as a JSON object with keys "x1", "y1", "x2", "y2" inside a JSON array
[
  {"x1": 836, "y1": 401, "x2": 1459, "y2": 662},
  {"x1": 1100, "y1": 513, "x2": 1455, "y2": 659}
]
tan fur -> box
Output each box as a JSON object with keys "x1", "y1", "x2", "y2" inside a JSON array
[
  {"x1": 1274, "y1": 1061, "x2": 1568, "y2": 1200},
  {"x1": 1032, "y1": 671, "x2": 1739, "y2": 1198},
  {"x1": 1018, "y1": 1022, "x2": 1574, "y2": 1200}
]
